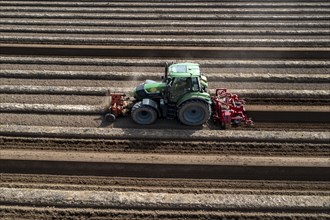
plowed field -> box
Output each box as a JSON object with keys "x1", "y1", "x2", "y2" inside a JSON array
[{"x1": 0, "y1": 0, "x2": 329, "y2": 219}]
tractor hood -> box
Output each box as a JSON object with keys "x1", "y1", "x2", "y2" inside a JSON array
[{"x1": 133, "y1": 80, "x2": 166, "y2": 100}]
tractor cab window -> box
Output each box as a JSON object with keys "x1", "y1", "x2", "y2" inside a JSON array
[
  {"x1": 191, "y1": 77, "x2": 200, "y2": 92},
  {"x1": 171, "y1": 65, "x2": 187, "y2": 73},
  {"x1": 170, "y1": 77, "x2": 192, "y2": 101}
]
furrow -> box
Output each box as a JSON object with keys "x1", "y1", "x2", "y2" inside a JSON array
[
  {"x1": 4, "y1": 150, "x2": 329, "y2": 167},
  {"x1": 1, "y1": 19, "x2": 329, "y2": 28},
  {"x1": 1, "y1": 125, "x2": 328, "y2": 143},
  {"x1": 1, "y1": 149, "x2": 329, "y2": 181},
  {"x1": 1, "y1": 35, "x2": 329, "y2": 47},
  {"x1": 1, "y1": 69, "x2": 329, "y2": 83},
  {"x1": 2, "y1": 136, "x2": 329, "y2": 156},
  {"x1": 0, "y1": 12, "x2": 329, "y2": 20},
  {"x1": 1, "y1": 7, "x2": 330, "y2": 14},
  {"x1": 0, "y1": 1, "x2": 329, "y2": 8},
  {"x1": 1, "y1": 205, "x2": 329, "y2": 220},
  {"x1": 2, "y1": 174, "x2": 329, "y2": 193},
  {"x1": 1, "y1": 56, "x2": 328, "y2": 68},
  {"x1": 2, "y1": 26, "x2": 329, "y2": 36}
]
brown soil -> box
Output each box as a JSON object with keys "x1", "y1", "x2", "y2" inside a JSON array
[
  {"x1": 1, "y1": 174, "x2": 329, "y2": 219},
  {"x1": 1, "y1": 135, "x2": 329, "y2": 157},
  {"x1": 1, "y1": 205, "x2": 329, "y2": 220},
  {"x1": 1, "y1": 1, "x2": 329, "y2": 218},
  {"x1": 2, "y1": 174, "x2": 329, "y2": 195}
]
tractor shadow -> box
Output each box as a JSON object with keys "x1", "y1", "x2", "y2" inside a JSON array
[
  {"x1": 96, "y1": 115, "x2": 203, "y2": 151},
  {"x1": 96, "y1": 115, "x2": 253, "y2": 131},
  {"x1": 97, "y1": 115, "x2": 205, "y2": 130},
  {"x1": 96, "y1": 116, "x2": 113, "y2": 128}
]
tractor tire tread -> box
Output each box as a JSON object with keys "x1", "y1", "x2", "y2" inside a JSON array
[
  {"x1": 177, "y1": 99, "x2": 211, "y2": 126},
  {"x1": 131, "y1": 101, "x2": 157, "y2": 125}
]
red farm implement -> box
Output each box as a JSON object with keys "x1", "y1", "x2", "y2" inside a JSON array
[
  {"x1": 212, "y1": 88, "x2": 253, "y2": 129},
  {"x1": 104, "y1": 90, "x2": 130, "y2": 122}
]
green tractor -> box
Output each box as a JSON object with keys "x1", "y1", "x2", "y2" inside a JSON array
[
  {"x1": 105, "y1": 62, "x2": 253, "y2": 127},
  {"x1": 131, "y1": 63, "x2": 212, "y2": 126}
]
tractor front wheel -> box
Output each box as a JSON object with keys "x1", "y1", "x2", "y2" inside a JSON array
[
  {"x1": 178, "y1": 100, "x2": 211, "y2": 126},
  {"x1": 131, "y1": 101, "x2": 157, "y2": 125}
]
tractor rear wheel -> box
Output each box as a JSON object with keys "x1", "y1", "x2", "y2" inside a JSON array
[
  {"x1": 178, "y1": 100, "x2": 211, "y2": 126},
  {"x1": 131, "y1": 101, "x2": 157, "y2": 125}
]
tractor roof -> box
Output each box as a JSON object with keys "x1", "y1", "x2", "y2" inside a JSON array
[{"x1": 168, "y1": 63, "x2": 200, "y2": 78}]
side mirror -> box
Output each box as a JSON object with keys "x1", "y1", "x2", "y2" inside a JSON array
[{"x1": 164, "y1": 62, "x2": 169, "y2": 78}]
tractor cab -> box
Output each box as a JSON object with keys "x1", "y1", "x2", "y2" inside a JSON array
[
  {"x1": 131, "y1": 62, "x2": 212, "y2": 126},
  {"x1": 165, "y1": 63, "x2": 208, "y2": 102}
]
